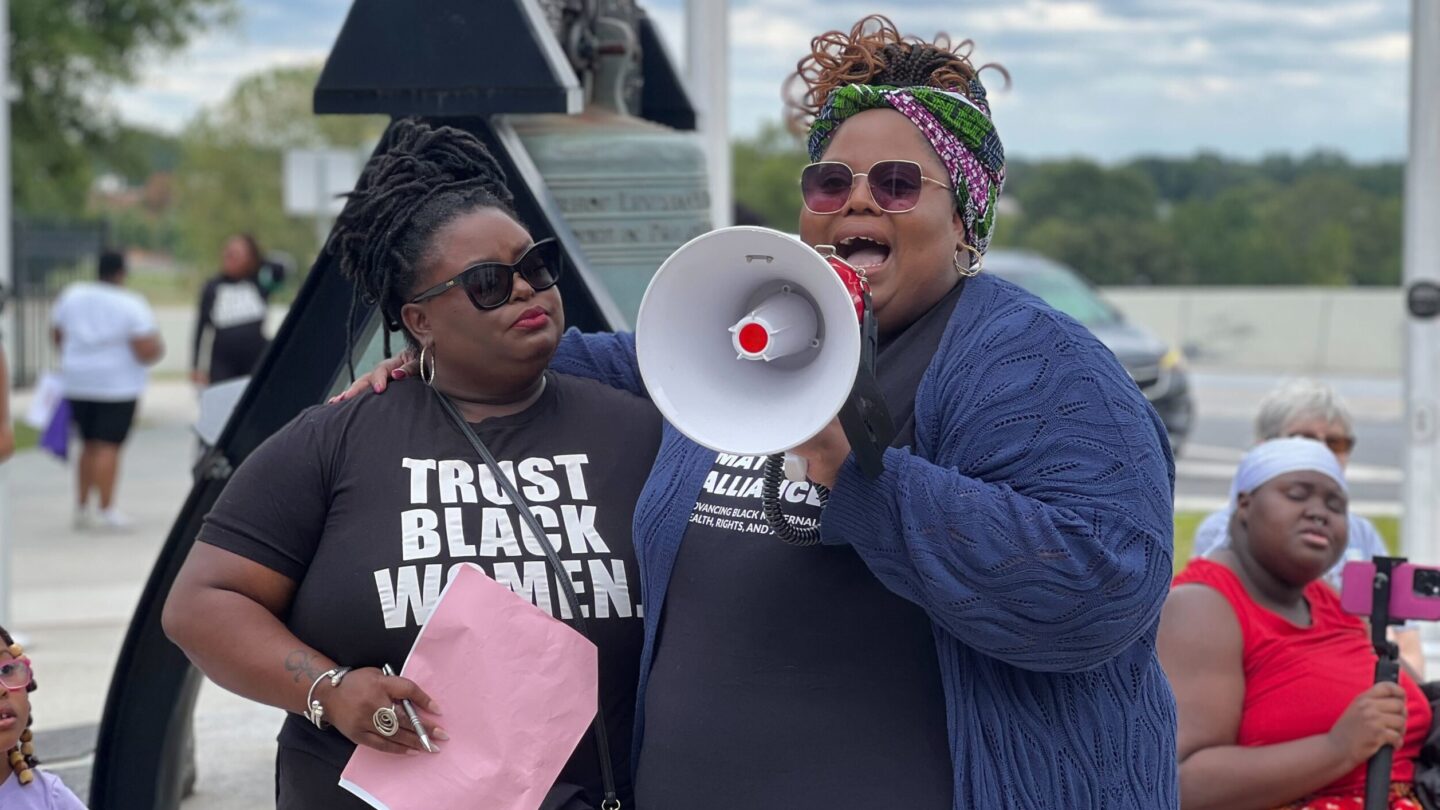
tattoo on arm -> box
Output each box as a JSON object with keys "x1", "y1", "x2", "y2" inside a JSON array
[{"x1": 284, "y1": 650, "x2": 325, "y2": 684}]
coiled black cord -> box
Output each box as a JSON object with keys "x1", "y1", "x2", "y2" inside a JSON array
[{"x1": 761, "y1": 453, "x2": 829, "y2": 546}]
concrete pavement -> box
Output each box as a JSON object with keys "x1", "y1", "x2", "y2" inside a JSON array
[{"x1": 1, "y1": 379, "x2": 279, "y2": 808}]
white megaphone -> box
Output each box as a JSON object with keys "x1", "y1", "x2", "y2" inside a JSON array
[{"x1": 636, "y1": 226, "x2": 895, "y2": 486}]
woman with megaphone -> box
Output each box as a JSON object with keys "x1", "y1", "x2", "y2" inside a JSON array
[{"x1": 346, "y1": 16, "x2": 1178, "y2": 809}]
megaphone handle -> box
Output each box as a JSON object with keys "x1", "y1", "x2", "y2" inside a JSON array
[
  {"x1": 782, "y1": 452, "x2": 809, "y2": 483},
  {"x1": 838, "y1": 394, "x2": 889, "y2": 479},
  {"x1": 763, "y1": 453, "x2": 828, "y2": 546},
  {"x1": 839, "y1": 291, "x2": 896, "y2": 480}
]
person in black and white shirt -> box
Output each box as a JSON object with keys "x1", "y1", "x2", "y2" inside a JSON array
[{"x1": 191, "y1": 234, "x2": 271, "y2": 386}]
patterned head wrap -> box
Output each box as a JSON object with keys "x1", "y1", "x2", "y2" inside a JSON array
[{"x1": 807, "y1": 80, "x2": 1005, "y2": 262}]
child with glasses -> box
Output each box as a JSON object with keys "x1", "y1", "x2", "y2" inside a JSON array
[{"x1": 0, "y1": 625, "x2": 86, "y2": 808}]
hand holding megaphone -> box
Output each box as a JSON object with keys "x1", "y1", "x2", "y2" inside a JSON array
[
  {"x1": 785, "y1": 421, "x2": 850, "y2": 488},
  {"x1": 636, "y1": 226, "x2": 896, "y2": 543}
]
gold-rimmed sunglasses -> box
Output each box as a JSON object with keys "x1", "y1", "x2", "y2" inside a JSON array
[{"x1": 800, "y1": 159, "x2": 952, "y2": 214}]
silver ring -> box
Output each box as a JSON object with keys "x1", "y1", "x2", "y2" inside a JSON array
[{"x1": 372, "y1": 706, "x2": 400, "y2": 737}]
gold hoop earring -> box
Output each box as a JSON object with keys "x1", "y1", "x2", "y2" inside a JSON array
[
  {"x1": 419, "y1": 343, "x2": 436, "y2": 387},
  {"x1": 954, "y1": 249, "x2": 981, "y2": 278}
]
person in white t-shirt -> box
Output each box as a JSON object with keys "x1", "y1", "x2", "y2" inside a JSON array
[{"x1": 50, "y1": 250, "x2": 164, "y2": 529}]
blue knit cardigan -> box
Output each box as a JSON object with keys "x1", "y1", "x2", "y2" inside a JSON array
[{"x1": 552, "y1": 273, "x2": 1179, "y2": 809}]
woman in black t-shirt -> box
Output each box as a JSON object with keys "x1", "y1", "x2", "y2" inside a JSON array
[
  {"x1": 163, "y1": 121, "x2": 658, "y2": 810},
  {"x1": 190, "y1": 234, "x2": 271, "y2": 386}
]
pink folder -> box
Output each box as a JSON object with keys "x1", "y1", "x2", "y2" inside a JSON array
[{"x1": 339, "y1": 563, "x2": 599, "y2": 810}]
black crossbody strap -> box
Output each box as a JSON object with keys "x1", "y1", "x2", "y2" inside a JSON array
[{"x1": 433, "y1": 388, "x2": 621, "y2": 810}]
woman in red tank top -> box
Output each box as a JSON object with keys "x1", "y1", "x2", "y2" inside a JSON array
[{"x1": 1159, "y1": 438, "x2": 1431, "y2": 810}]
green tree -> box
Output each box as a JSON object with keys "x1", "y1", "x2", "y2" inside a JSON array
[
  {"x1": 1018, "y1": 216, "x2": 1183, "y2": 285},
  {"x1": 1002, "y1": 159, "x2": 1182, "y2": 284},
  {"x1": 174, "y1": 65, "x2": 387, "y2": 278},
  {"x1": 1253, "y1": 175, "x2": 1372, "y2": 285},
  {"x1": 1169, "y1": 186, "x2": 1274, "y2": 285},
  {"x1": 102, "y1": 126, "x2": 185, "y2": 185},
  {"x1": 1008, "y1": 159, "x2": 1159, "y2": 224},
  {"x1": 730, "y1": 120, "x2": 1404, "y2": 287},
  {"x1": 1351, "y1": 196, "x2": 1403, "y2": 285},
  {"x1": 10, "y1": 0, "x2": 235, "y2": 215},
  {"x1": 1128, "y1": 152, "x2": 1259, "y2": 202},
  {"x1": 731, "y1": 122, "x2": 808, "y2": 232}
]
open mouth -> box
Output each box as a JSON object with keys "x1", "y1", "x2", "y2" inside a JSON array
[
  {"x1": 0, "y1": 706, "x2": 17, "y2": 725},
  {"x1": 836, "y1": 236, "x2": 892, "y2": 270}
]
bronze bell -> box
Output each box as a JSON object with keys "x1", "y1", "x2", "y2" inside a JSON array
[{"x1": 513, "y1": 0, "x2": 713, "y2": 323}]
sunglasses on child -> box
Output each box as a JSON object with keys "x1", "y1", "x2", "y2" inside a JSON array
[
  {"x1": 409, "y1": 238, "x2": 563, "y2": 311},
  {"x1": 0, "y1": 656, "x2": 32, "y2": 691},
  {"x1": 800, "y1": 159, "x2": 953, "y2": 215}
]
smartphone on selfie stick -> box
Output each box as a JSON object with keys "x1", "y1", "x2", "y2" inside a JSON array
[{"x1": 1341, "y1": 557, "x2": 1440, "y2": 810}]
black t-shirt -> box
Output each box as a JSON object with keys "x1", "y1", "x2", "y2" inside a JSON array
[
  {"x1": 194, "y1": 275, "x2": 270, "y2": 382},
  {"x1": 634, "y1": 280, "x2": 964, "y2": 809},
  {"x1": 200, "y1": 373, "x2": 660, "y2": 807}
]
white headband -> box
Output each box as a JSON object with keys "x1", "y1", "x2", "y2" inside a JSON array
[{"x1": 1229, "y1": 437, "x2": 1347, "y2": 505}]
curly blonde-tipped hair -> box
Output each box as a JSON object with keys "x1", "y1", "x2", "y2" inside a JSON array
[{"x1": 785, "y1": 15, "x2": 1008, "y2": 135}]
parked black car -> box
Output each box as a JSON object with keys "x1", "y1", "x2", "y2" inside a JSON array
[{"x1": 984, "y1": 249, "x2": 1193, "y2": 455}]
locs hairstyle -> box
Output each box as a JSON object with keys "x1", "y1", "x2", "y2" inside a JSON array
[{"x1": 325, "y1": 119, "x2": 520, "y2": 376}]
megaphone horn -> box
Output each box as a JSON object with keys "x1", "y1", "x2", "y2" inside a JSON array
[{"x1": 636, "y1": 226, "x2": 895, "y2": 476}]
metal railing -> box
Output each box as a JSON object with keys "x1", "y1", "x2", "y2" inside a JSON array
[{"x1": 9, "y1": 218, "x2": 109, "y2": 387}]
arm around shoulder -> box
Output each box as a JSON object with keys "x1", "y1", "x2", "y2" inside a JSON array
[{"x1": 548, "y1": 328, "x2": 645, "y2": 397}]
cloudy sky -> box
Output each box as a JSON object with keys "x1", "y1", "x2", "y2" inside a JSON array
[{"x1": 111, "y1": 0, "x2": 1414, "y2": 161}]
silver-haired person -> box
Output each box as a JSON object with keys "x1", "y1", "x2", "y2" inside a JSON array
[{"x1": 1191, "y1": 378, "x2": 1421, "y2": 675}]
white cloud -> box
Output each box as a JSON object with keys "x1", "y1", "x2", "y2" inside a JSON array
[
  {"x1": 1166, "y1": 0, "x2": 1384, "y2": 30},
  {"x1": 1336, "y1": 32, "x2": 1411, "y2": 63},
  {"x1": 1272, "y1": 69, "x2": 1326, "y2": 88},
  {"x1": 730, "y1": 7, "x2": 815, "y2": 53},
  {"x1": 1159, "y1": 75, "x2": 1237, "y2": 101},
  {"x1": 645, "y1": 4, "x2": 685, "y2": 70},
  {"x1": 109, "y1": 24, "x2": 330, "y2": 132},
  {"x1": 100, "y1": 0, "x2": 1410, "y2": 161},
  {"x1": 99, "y1": 0, "x2": 343, "y2": 132},
  {"x1": 962, "y1": 1, "x2": 1176, "y2": 34}
]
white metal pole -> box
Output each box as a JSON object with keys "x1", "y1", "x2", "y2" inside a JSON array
[
  {"x1": 686, "y1": 0, "x2": 731, "y2": 229},
  {"x1": 0, "y1": 0, "x2": 15, "y2": 630},
  {"x1": 1402, "y1": 0, "x2": 1440, "y2": 566}
]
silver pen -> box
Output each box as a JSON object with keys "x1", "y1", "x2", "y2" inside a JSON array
[{"x1": 383, "y1": 664, "x2": 437, "y2": 753}]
